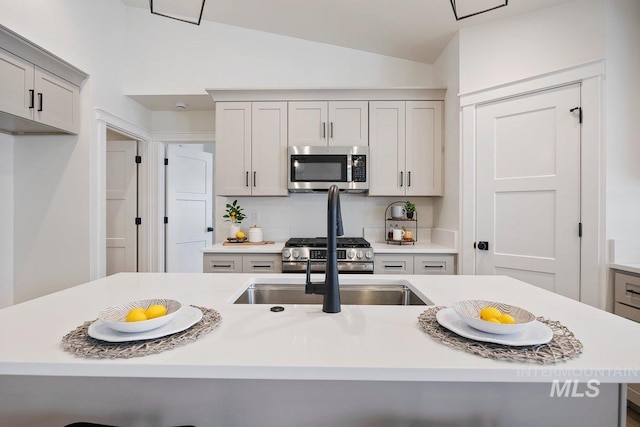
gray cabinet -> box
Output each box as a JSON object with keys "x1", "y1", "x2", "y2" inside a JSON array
[
  {"x1": 375, "y1": 254, "x2": 454, "y2": 275},
  {"x1": 204, "y1": 253, "x2": 282, "y2": 273},
  {"x1": 613, "y1": 270, "x2": 640, "y2": 408}
]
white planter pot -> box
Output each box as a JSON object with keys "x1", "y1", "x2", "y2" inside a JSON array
[{"x1": 229, "y1": 223, "x2": 241, "y2": 239}]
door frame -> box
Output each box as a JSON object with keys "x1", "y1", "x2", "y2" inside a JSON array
[
  {"x1": 460, "y1": 60, "x2": 605, "y2": 308},
  {"x1": 94, "y1": 109, "x2": 154, "y2": 278}
]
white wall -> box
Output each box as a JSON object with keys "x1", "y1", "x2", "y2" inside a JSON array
[
  {"x1": 459, "y1": 0, "x2": 605, "y2": 95},
  {"x1": 604, "y1": 0, "x2": 640, "y2": 260},
  {"x1": 0, "y1": 133, "x2": 13, "y2": 308},
  {"x1": 432, "y1": 34, "x2": 460, "y2": 235},
  {"x1": 215, "y1": 195, "x2": 435, "y2": 244},
  {"x1": 124, "y1": 7, "x2": 433, "y2": 94}
]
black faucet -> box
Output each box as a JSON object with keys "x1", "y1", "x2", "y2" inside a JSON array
[{"x1": 305, "y1": 184, "x2": 343, "y2": 313}]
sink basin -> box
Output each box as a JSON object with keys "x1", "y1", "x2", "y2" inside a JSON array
[{"x1": 233, "y1": 279, "x2": 433, "y2": 306}]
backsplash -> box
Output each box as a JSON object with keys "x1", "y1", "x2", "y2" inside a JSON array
[{"x1": 215, "y1": 194, "x2": 434, "y2": 242}]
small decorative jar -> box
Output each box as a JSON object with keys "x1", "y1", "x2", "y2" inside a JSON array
[{"x1": 248, "y1": 225, "x2": 263, "y2": 243}]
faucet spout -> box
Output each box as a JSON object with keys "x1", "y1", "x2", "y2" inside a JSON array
[
  {"x1": 303, "y1": 185, "x2": 343, "y2": 313},
  {"x1": 323, "y1": 184, "x2": 343, "y2": 313}
]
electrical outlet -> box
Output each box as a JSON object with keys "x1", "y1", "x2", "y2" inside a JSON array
[{"x1": 252, "y1": 210, "x2": 260, "y2": 223}]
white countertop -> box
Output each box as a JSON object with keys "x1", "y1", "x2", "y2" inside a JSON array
[
  {"x1": 202, "y1": 241, "x2": 456, "y2": 255},
  {"x1": 610, "y1": 262, "x2": 640, "y2": 276},
  {"x1": 1, "y1": 273, "x2": 638, "y2": 383}
]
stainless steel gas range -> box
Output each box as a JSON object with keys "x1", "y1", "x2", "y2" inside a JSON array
[{"x1": 282, "y1": 237, "x2": 374, "y2": 274}]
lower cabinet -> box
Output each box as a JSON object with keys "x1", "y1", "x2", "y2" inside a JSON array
[
  {"x1": 204, "y1": 254, "x2": 282, "y2": 273},
  {"x1": 374, "y1": 254, "x2": 455, "y2": 275}
]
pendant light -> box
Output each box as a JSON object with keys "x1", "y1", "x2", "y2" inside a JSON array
[
  {"x1": 150, "y1": 0, "x2": 206, "y2": 25},
  {"x1": 450, "y1": 0, "x2": 508, "y2": 21}
]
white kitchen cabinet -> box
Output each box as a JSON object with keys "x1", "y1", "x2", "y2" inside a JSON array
[
  {"x1": 369, "y1": 101, "x2": 443, "y2": 196},
  {"x1": 0, "y1": 47, "x2": 80, "y2": 134},
  {"x1": 374, "y1": 253, "x2": 454, "y2": 275},
  {"x1": 215, "y1": 102, "x2": 288, "y2": 196},
  {"x1": 203, "y1": 253, "x2": 282, "y2": 273},
  {"x1": 288, "y1": 101, "x2": 368, "y2": 147}
]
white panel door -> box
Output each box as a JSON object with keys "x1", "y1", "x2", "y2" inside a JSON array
[
  {"x1": 288, "y1": 101, "x2": 328, "y2": 146},
  {"x1": 106, "y1": 141, "x2": 137, "y2": 276},
  {"x1": 406, "y1": 101, "x2": 443, "y2": 196},
  {"x1": 215, "y1": 102, "x2": 251, "y2": 196},
  {"x1": 368, "y1": 101, "x2": 405, "y2": 196},
  {"x1": 475, "y1": 84, "x2": 581, "y2": 299},
  {"x1": 251, "y1": 102, "x2": 288, "y2": 196},
  {"x1": 166, "y1": 145, "x2": 213, "y2": 273},
  {"x1": 328, "y1": 101, "x2": 368, "y2": 146},
  {"x1": 0, "y1": 48, "x2": 34, "y2": 120},
  {"x1": 34, "y1": 67, "x2": 79, "y2": 133}
]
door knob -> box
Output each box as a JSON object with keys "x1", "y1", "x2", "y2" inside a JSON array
[
  {"x1": 207, "y1": 227, "x2": 214, "y2": 232},
  {"x1": 475, "y1": 241, "x2": 489, "y2": 250}
]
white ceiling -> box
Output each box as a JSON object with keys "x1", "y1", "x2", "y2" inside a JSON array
[{"x1": 122, "y1": 0, "x2": 575, "y2": 110}]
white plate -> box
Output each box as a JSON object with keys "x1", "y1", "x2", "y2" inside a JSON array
[
  {"x1": 88, "y1": 305, "x2": 203, "y2": 342},
  {"x1": 435, "y1": 307, "x2": 553, "y2": 346}
]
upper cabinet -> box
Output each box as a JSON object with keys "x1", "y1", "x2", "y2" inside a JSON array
[
  {"x1": 0, "y1": 26, "x2": 87, "y2": 135},
  {"x1": 215, "y1": 101, "x2": 288, "y2": 196},
  {"x1": 288, "y1": 101, "x2": 368, "y2": 147},
  {"x1": 369, "y1": 101, "x2": 443, "y2": 196}
]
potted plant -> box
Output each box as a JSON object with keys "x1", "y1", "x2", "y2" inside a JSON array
[
  {"x1": 223, "y1": 200, "x2": 246, "y2": 238},
  {"x1": 404, "y1": 201, "x2": 416, "y2": 219}
]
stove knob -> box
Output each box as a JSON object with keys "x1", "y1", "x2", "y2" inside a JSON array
[
  {"x1": 356, "y1": 250, "x2": 364, "y2": 259},
  {"x1": 365, "y1": 250, "x2": 373, "y2": 259},
  {"x1": 292, "y1": 249, "x2": 300, "y2": 259},
  {"x1": 283, "y1": 249, "x2": 291, "y2": 259},
  {"x1": 347, "y1": 249, "x2": 356, "y2": 259}
]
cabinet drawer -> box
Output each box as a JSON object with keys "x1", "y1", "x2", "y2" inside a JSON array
[
  {"x1": 614, "y1": 302, "x2": 640, "y2": 323},
  {"x1": 374, "y1": 255, "x2": 413, "y2": 275},
  {"x1": 243, "y1": 255, "x2": 282, "y2": 274},
  {"x1": 203, "y1": 255, "x2": 243, "y2": 273},
  {"x1": 414, "y1": 255, "x2": 454, "y2": 275},
  {"x1": 614, "y1": 272, "x2": 640, "y2": 308}
]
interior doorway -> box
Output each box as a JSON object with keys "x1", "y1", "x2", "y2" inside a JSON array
[{"x1": 163, "y1": 142, "x2": 215, "y2": 272}]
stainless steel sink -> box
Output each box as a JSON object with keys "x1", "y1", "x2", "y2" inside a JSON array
[{"x1": 233, "y1": 279, "x2": 433, "y2": 306}]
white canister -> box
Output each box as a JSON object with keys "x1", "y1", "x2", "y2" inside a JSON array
[
  {"x1": 391, "y1": 205, "x2": 405, "y2": 218},
  {"x1": 392, "y1": 228, "x2": 405, "y2": 241},
  {"x1": 248, "y1": 225, "x2": 263, "y2": 243}
]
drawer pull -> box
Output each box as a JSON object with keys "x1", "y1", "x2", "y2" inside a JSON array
[
  {"x1": 384, "y1": 264, "x2": 404, "y2": 268},
  {"x1": 626, "y1": 289, "x2": 640, "y2": 299},
  {"x1": 253, "y1": 265, "x2": 272, "y2": 268},
  {"x1": 423, "y1": 265, "x2": 444, "y2": 269},
  {"x1": 213, "y1": 264, "x2": 232, "y2": 268}
]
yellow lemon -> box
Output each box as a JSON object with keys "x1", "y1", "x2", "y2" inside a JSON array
[
  {"x1": 125, "y1": 307, "x2": 147, "y2": 322},
  {"x1": 236, "y1": 231, "x2": 246, "y2": 239},
  {"x1": 497, "y1": 313, "x2": 516, "y2": 324},
  {"x1": 486, "y1": 317, "x2": 501, "y2": 324},
  {"x1": 479, "y1": 306, "x2": 502, "y2": 321},
  {"x1": 145, "y1": 304, "x2": 167, "y2": 319}
]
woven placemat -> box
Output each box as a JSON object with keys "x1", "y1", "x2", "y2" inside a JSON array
[
  {"x1": 61, "y1": 306, "x2": 222, "y2": 359},
  {"x1": 418, "y1": 306, "x2": 583, "y2": 364}
]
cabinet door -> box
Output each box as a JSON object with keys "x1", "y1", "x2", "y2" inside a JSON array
[
  {"x1": 243, "y1": 254, "x2": 282, "y2": 273},
  {"x1": 251, "y1": 102, "x2": 288, "y2": 196},
  {"x1": 0, "y1": 48, "x2": 34, "y2": 120},
  {"x1": 34, "y1": 67, "x2": 79, "y2": 134},
  {"x1": 328, "y1": 101, "x2": 368, "y2": 146},
  {"x1": 414, "y1": 255, "x2": 455, "y2": 275},
  {"x1": 368, "y1": 101, "x2": 405, "y2": 196},
  {"x1": 406, "y1": 101, "x2": 443, "y2": 196},
  {"x1": 374, "y1": 254, "x2": 413, "y2": 275},
  {"x1": 216, "y1": 102, "x2": 252, "y2": 196},
  {"x1": 203, "y1": 254, "x2": 243, "y2": 273},
  {"x1": 288, "y1": 101, "x2": 328, "y2": 146}
]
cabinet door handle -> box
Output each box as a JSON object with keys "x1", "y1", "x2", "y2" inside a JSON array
[
  {"x1": 400, "y1": 171, "x2": 403, "y2": 187},
  {"x1": 408, "y1": 171, "x2": 411, "y2": 187},
  {"x1": 37, "y1": 93, "x2": 43, "y2": 112},
  {"x1": 29, "y1": 90, "x2": 34, "y2": 109},
  {"x1": 245, "y1": 171, "x2": 249, "y2": 187},
  {"x1": 322, "y1": 122, "x2": 326, "y2": 139},
  {"x1": 253, "y1": 171, "x2": 256, "y2": 187},
  {"x1": 330, "y1": 122, "x2": 334, "y2": 138},
  {"x1": 384, "y1": 264, "x2": 404, "y2": 268}
]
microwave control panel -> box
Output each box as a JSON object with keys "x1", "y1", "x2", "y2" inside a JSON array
[{"x1": 352, "y1": 155, "x2": 367, "y2": 182}]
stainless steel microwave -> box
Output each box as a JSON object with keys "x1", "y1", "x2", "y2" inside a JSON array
[{"x1": 288, "y1": 146, "x2": 369, "y2": 193}]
